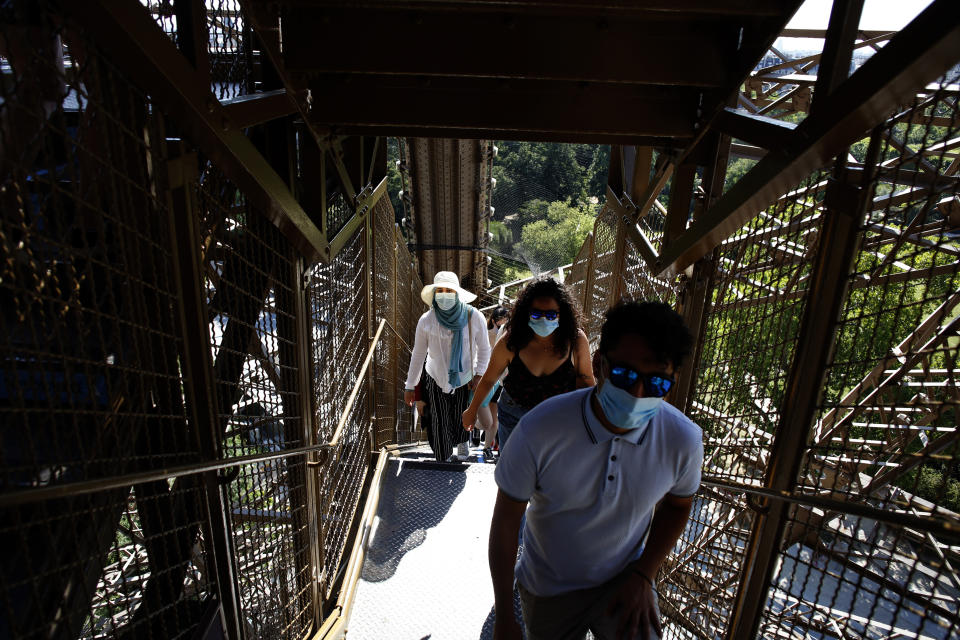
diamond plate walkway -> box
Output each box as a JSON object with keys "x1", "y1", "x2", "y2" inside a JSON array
[{"x1": 347, "y1": 447, "x2": 503, "y2": 639}]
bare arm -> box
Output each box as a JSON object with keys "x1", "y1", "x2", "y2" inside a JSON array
[
  {"x1": 574, "y1": 330, "x2": 595, "y2": 388},
  {"x1": 607, "y1": 494, "x2": 694, "y2": 639},
  {"x1": 631, "y1": 494, "x2": 693, "y2": 583},
  {"x1": 489, "y1": 490, "x2": 527, "y2": 640},
  {"x1": 463, "y1": 339, "x2": 512, "y2": 429}
]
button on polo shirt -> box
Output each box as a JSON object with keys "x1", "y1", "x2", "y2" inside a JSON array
[{"x1": 495, "y1": 387, "x2": 703, "y2": 598}]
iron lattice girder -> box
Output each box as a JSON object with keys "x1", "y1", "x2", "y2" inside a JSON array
[
  {"x1": 276, "y1": 0, "x2": 802, "y2": 142},
  {"x1": 406, "y1": 138, "x2": 492, "y2": 284},
  {"x1": 657, "y1": 0, "x2": 960, "y2": 277},
  {"x1": 63, "y1": 0, "x2": 330, "y2": 264}
]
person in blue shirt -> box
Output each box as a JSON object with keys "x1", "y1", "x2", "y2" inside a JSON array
[{"x1": 489, "y1": 301, "x2": 703, "y2": 640}]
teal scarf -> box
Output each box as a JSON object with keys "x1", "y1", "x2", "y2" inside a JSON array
[{"x1": 433, "y1": 295, "x2": 470, "y2": 388}]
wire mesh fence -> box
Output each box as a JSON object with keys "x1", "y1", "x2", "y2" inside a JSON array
[
  {"x1": 372, "y1": 195, "x2": 424, "y2": 449},
  {"x1": 557, "y1": 67, "x2": 960, "y2": 640},
  {"x1": 3, "y1": 1, "x2": 960, "y2": 640},
  {"x1": 0, "y1": 3, "x2": 420, "y2": 639},
  {"x1": 758, "y1": 71, "x2": 960, "y2": 640}
]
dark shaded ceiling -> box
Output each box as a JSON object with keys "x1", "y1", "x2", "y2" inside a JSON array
[{"x1": 278, "y1": 0, "x2": 805, "y2": 145}]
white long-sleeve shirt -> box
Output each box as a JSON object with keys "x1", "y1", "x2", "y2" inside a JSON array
[{"x1": 405, "y1": 307, "x2": 491, "y2": 394}]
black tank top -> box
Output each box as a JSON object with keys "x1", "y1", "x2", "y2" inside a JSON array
[{"x1": 503, "y1": 350, "x2": 577, "y2": 409}]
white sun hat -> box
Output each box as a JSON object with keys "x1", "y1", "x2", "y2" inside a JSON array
[{"x1": 420, "y1": 271, "x2": 477, "y2": 306}]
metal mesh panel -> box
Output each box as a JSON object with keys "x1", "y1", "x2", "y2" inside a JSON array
[
  {"x1": 0, "y1": 10, "x2": 214, "y2": 638},
  {"x1": 621, "y1": 228, "x2": 681, "y2": 306},
  {"x1": 759, "y1": 73, "x2": 960, "y2": 640},
  {"x1": 371, "y1": 196, "x2": 423, "y2": 448},
  {"x1": 196, "y1": 165, "x2": 313, "y2": 636},
  {"x1": 327, "y1": 184, "x2": 353, "y2": 241},
  {"x1": 200, "y1": 168, "x2": 302, "y2": 457},
  {"x1": 581, "y1": 208, "x2": 619, "y2": 339},
  {"x1": 692, "y1": 168, "x2": 829, "y2": 484},
  {"x1": 228, "y1": 457, "x2": 313, "y2": 640},
  {"x1": 658, "y1": 168, "x2": 831, "y2": 639},
  {"x1": 307, "y1": 225, "x2": 370, "y2": 598},
  {"x1": 207, "y1": 0, "x2": 250, "y2": 101},
  {"x1": 564, "y1": 232, "x2": 593, "y2": 312},
  {"x1": 140, "y1": 0, "x2": 179, "y2": 44}
]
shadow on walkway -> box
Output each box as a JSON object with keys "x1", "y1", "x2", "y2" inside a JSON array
[
  {"x1": 362, "y1": 461, "x2": 468, "y2": 583},
  {"x1": 478, "y1": 585, "x2": 524, "y2": 640}
]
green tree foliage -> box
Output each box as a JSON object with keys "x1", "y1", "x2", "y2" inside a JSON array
[
  {"x1": 519, "y1": 200, "x2": 596, "y2": 268},
  {"x1": 724, "y1": 157, "x2": 758, "y2": 193},
  {"x1": 492, "y1": 141, "x2": 610, "y2": 212},
  {"x1": 488, "y1": 220, "x2": 512, "y2": 252}
]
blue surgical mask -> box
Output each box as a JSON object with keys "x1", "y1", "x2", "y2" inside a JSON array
[
  {"x1": 529, "y1": 317, "x2": 559, "y2": 337},
  {"x1": 435, "y1": 292, "x2": 457, "y2": 311},
  {"x1": 596, "y1": 379, "x2": 663, "y2": 430}
]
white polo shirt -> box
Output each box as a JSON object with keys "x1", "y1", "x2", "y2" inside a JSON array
[{"x1": 495, "y1": 387, "x2": 703, "y2": 597}]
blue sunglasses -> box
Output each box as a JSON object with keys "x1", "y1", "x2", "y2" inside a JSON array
[
  {"x1": 529, "y1": 310, "x2": 559, "y2": 321},
  {"x1": 609, "y1": 366, "x2": 674, "y2": 398}
]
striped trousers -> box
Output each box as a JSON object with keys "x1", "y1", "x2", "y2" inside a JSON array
[{"x1": 422, "y1": 374, "x2": 471, "y2": 462}]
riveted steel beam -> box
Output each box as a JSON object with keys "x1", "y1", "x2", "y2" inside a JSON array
[
  {"x1": 656, "y1": 0, "x2": 960, "y2": 278},
  {"x1": 64, "y1": 0, "x2": 329, "y2": 264}
]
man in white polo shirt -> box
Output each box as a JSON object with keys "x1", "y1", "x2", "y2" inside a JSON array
[{"x1": 489, "y1": 301, "x2": 702, "y2": 640}]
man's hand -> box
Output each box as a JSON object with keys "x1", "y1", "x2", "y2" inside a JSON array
[
  {"x1": 605, "y1": 573, "x2": 661, "y2": 640},
  {"x1": 462, "y1": 407, "x2": 477, "y2": 431},
  {"x1": 404, "y1": 390, "x2": 416, "y2": 406},
  {"x1": 469, "y1": 374, "x2": 482, "y2": 391},
  {"x1": 492, "y1": 614, "x2": 523, "y2": 640}
]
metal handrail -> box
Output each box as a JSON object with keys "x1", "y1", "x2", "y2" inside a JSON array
[
  {"x1": 0, "y1": 317, "x2": 414, "y2": 508},
  {"x1": 327, "y1": 319, "x2": 387, "y2": 448},
  {"x1": 312, "y1": 448, "x2": 391, "y2": 640},
  {"x1": 699, "y1": 476, "x2": 960, "y2": 543}
]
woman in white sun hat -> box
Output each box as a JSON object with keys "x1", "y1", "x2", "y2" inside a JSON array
[{"x1": 405, "y1": 271, "x2": 491, "y2": 462}]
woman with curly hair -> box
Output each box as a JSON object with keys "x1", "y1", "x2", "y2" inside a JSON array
[{"x1": 463, "y1": 277, "x2": 594, "y2": 451}]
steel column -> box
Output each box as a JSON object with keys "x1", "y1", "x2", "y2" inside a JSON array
[
  {"x1": 164, "y1": 148, "x2": 244, "y2": 640},
  {"x1": 292, "y1": 253, "x2": 325, "y2": 630},
  {"x1": 726, "y1": 2, "x2": 872, "y2": 635}
]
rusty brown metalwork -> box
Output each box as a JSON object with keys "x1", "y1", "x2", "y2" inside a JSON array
[{"x1": 2, "y1": 1, "x2": 959, "y2": 640}]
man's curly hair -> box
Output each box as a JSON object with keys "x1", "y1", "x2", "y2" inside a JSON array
[
  {"x1": 598, "y1": 300, "x2": 693, "y2": 368},
  {"x1": 505, "y1": 277, "x2": 582, "y2": 357}
]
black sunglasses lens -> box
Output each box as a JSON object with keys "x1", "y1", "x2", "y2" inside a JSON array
[
  {"x1": 610, "y1": 367, "x2": 637, "y2": 389},
  {"x1": 531, "y1": 310, "x2": 558, "y2": 321},
  {"x1": 609, "y1": 368, "x2": 673, "y2": 396},
  {"x1": 647, "y1": 376, "x2": 672, "y2": 397}
]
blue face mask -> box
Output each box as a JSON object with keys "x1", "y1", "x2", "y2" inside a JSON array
[
  {"x1": 529, "y1": 317, "x2": 559, "y2": 337},
  {"x1": 596, "y1": 379, "x2": 663, "y2": 430},
  {"x1": 434, "y1": 292, "x2": 457, "y2": 311}
]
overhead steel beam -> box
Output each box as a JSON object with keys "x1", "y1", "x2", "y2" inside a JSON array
[
  {"x1": 284, "y1": 8, "x2": 731, "y2": 87},
  {"x1": 304, "y1": 78, "x2": 699, "y2": 141},
  {"x1": 713, "y1": 108, "x2": 797, "y2": 150},
  {"x1": 221, "y1": 89, "x2": 298, "y2": 129},
  {"x1": 655, "y1": 0, "x2": 960, "y2": 277},
  {"x1": 64, "y1": 0, "x2": 329, "y2": 264},
  {"x1": 279, "y1": 0, "x2": 789, "y2": 17}
]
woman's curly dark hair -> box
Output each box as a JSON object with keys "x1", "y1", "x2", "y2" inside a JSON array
[{"x1": 505, "y1": 277, "x2": 582, "y2": 357}]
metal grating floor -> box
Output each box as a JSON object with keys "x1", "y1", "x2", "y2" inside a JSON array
[{"x1": 347, "y1": 447, "x2": 507, "y2": 639}]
